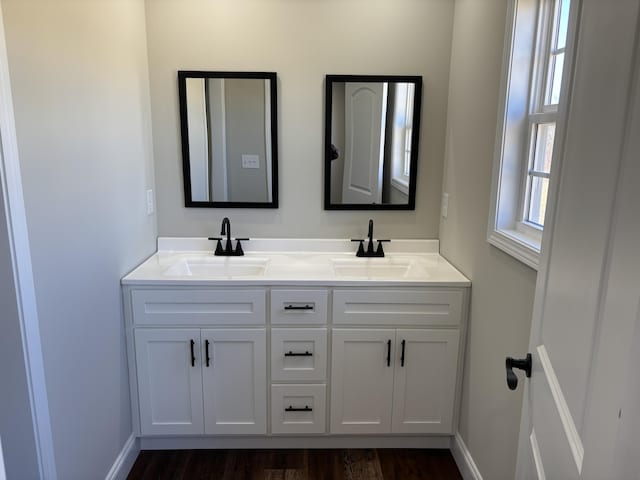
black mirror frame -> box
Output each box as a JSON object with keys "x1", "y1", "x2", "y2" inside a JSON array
[
  {"x1": 178, "y1": 70, "x2": 279, "y2": 208},
  {"x1": 324, "y1": 74, "x2": 422, "y2": 210}
]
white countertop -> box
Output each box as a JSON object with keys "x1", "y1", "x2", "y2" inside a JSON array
[{"x1": 122, "y1": 238, "x2": 470, "y2": 287}]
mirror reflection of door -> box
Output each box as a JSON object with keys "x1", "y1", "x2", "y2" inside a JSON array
[
  {"x1": 180, "y1": 72, "x2": 277, "y2": 207},
  {"x1": 342, "y1": 82, "x2": 387, "y2": 204},
  {"x1": 326, "y1": 76, "x2": 421, "y2": 209}
]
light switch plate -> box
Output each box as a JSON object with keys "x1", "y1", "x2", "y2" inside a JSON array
[
  {"x1": 242, "y1": 154, "x2": 260, "y2": 169},
  {"x1": 441, "y1": 193, "x2": 449, "y2": 218},
  {"x1": 146, "y1": 189, "x2": 154, "y2": 215}
]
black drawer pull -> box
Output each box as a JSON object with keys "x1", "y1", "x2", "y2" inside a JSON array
[
  {"x1": 401, "y1": 339, "x2": 406, "y2": 367},
  {"x1": 205, "y1": 339, "x2": 211, "y2": 367},
  {"x1": 386, "y1": 339, "x2": 391, "y2": 367},
  {"x1": 284, "y1": 304, "x2": 314, "y2": 311},
  {"x1": 284, "y1": 351, "x2": 313, "y2": 357},
  {"x1": 285, "y1": 405, "x2": 312, "y2": 412},
  {"x1": 190, "y1": 339, "x2": 195, "y2": 367}
]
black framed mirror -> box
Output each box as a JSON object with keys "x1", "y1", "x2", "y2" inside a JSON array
[
  {"x1": 178, "y1": 71, "x2": 278, "y2": 208},
  {"x1": 324, "y1": 75, "x2": 422, "y2": 210}
]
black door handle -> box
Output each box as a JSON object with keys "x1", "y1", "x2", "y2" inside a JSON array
[
  {"x1": 205, "y1": 339, "x2": 211, "y2": 367},
  {"x1": 506, "y1": 354, "x2": 532, "y2": 390},
  {"x1": 401, "y1": 339, "x2": 406, "y2": 367},
  {"x1": 190, "y1": 339, "x2": 195, "y2": 367},
  {"x1": 386, "y1": 339, "x2": 391, "y2": 367}
]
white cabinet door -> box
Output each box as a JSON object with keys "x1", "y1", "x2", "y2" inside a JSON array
[
  {"x1": 391, "y1": 329, "x2": 460, "y2": 434},
  {"x1": 330, "y1": 329, "x2": 395, "y2": 434},
  {"x1": 134, "y1": 329, "x2": 204, "y2": 435},
  {"x1": 201, "y1": 329, "x2": 266, "y2": 434}
]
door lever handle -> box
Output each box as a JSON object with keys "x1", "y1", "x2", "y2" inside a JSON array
[{"x1": 505, "y1": 354, "x2": 532, "y2": 390}]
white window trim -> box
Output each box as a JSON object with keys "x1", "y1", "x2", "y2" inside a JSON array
[{"x1": 488, "y1": 0, "x2": 576, "y2": 271}]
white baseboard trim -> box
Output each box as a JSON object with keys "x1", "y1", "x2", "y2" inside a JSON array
[
  {"x1": 105, "y1": 434, "x2": 139, "y2": 480},
  {"x1": 141, "y1": 435, "x2": 451, "y2": 450},
  {"x1": 451, "y1": 432, "x2": 483, "y2": 480}
]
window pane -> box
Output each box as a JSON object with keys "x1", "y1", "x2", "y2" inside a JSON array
[
  {"x1": 557, "y1": 0, "x2": 570, "y2": 50},
  {"x1": 532, "y1": 123, "x2": 555, "y2": 173},
  {"x1": 527, "y1": 176, "x2": 550, "y2": 226},
  {"x1": 548, "y1": 52, "x2": 565, "y2": 105}
]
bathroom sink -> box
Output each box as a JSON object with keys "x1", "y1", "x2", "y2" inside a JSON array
[
  {"x1": 331, "y1": 258, "x2": 414, "y2": 279},
  {"x1": 163, "y1": 256, "x2": 269, "y2": 278}
]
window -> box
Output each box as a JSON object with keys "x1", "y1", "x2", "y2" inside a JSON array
[
  {"x1": 391, "y1": 82, "x2": 415, "y2": 195},
  {"x1": 488, "y1": 0, "x2": 573, "y2": 269}
]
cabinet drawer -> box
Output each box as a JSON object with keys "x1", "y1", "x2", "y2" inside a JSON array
[
  {"x1": 131, "y1": 289, "x2": 266, "y2": 325},
  {"x1": 270, "y1": 289, "x2": 328, "y2": 325},
  {"x1": 271, "y1": 328, "x2": 327, "y2": 382},
  {"x1": 333, "y1": 289, "x2": 463, "y2": 326},
  {"x1": 271, "y1": 384, "x2": 326, "y2": 434}
]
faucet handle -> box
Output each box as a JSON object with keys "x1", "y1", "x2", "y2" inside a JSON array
[
  {"x1": 375, "y1": 239, "x2": 390, "y2": 257},
  {"x1": 208, "y1": 237, "x2": 224, "y2": 256},
  {"x1": 351, "y1": 239, "x2": 366, "y2": 257},
  {"x1": 234, "y1": 238, "x2": 249, "y2": 256}
]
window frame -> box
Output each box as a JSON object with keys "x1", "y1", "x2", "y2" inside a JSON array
[{"x1": 488, "y1": 0, "x2": 576, "y2": 270}]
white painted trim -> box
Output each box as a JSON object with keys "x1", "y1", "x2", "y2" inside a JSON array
[
  {"x1": 529, "y1": 430, "x2": 546, "y2": 480},
  {"x1": 0, "y1": 437, "x2": 6, "y2": 480},
  {"x1": 450, "y1": 432, "x2": 483, "y2": 480},
  {"x1": 537, "y1": 344, "x2": 584, "y2": 472},
  {"x1": 0, "y1": 4, "x2": 57, "y2": 479},
  {"x1": 104, "y1": 434, "x2": 139, "y2": 480},
  {"x1": 487, "y1": 230, "x2": 540, "y2": 270},
  {"x1": 140, "y1": 435, "x2": 451, "y2": 450}
]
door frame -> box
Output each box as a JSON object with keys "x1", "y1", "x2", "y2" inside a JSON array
[{"x1": 0, "y1": 3, "x2": 56, "y2": 478}]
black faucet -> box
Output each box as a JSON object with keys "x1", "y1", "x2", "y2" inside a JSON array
[
  {"x1": 208, "y1": 217, "x2": 249, "y2": 256},
  {"x1": 351, "y1": 219, "x2": 390, "y2": 257}
]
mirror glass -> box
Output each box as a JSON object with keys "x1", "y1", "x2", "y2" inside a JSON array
[
  {"x1": 178, "y1": 71, "x2": 278, "y2": 208},
  {"x1": 324, "y1": 75, "x2": 422, "y2": 210}
]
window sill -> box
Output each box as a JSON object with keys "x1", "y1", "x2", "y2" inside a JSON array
[
  {"x1": 487, "y1": 228, "x2": 540, "y2": 270},
  {"x1": 391, "y1": 177, "x2": 410, "y2": 196}
]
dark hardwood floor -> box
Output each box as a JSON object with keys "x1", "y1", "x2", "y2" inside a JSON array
[{"x1": 127, "y1": 449, "x2": 462, "y2": 480}]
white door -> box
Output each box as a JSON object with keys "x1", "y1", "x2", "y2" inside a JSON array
[
  {"x1": 201, "y1": 328, "x2": 266, "y2": 434},
  {"x1": 134, "y1": 329, "x2": 204, "y2": 435},
  {"x1": 342, "y1": 82, "x2": 387, "y2": 204},
  {"x1": 516, "y1": 1, "x2": 640, "y2": 478},
  {"x1": 330, "y1": 329, "x2": 395, "y2": 434},
  {"x1": 391, "y1": 329, "x2": 460, "y2": 434}
]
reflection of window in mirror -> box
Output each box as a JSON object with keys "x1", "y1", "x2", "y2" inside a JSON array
[{"x1": 391, "y1": 83, "x2": 415, "y2": 196}]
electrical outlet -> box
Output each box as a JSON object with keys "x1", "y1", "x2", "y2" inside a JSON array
[
  {"x1": 441, "y1": 193, "x2": 449, "y2": 218},
  {"x1": 146, "y1": 189, "x2": 154, "y2": 215}
]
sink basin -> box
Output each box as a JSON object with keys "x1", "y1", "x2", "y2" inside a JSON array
[
  {"x1": 331, "y1": 258, "x2": 414, "y2": 279},
  {"x1": 163, "y1": 256, "x2": 269, "y2": 278}
]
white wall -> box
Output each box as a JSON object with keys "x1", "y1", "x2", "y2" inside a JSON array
[
  {"x1": 146, "y1": 0, "x2": 454, "y2": 239},
  {"x1": 1, "y1": 0, "x2": 156, "y2": 478},
  {"x1": 441, "y1": 1, "x2": 537, "y2": 479}
]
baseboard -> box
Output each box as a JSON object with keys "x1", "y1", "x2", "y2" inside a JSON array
[
  {"x1": 451, "y1": 432, "x2": 483, "y2": 480},
  {"x1": 105, "y1": 434, "x2": 139, "y2": 480},
  {"x1": 140, "y1": 435, "x2": 451, "y2": 450}
]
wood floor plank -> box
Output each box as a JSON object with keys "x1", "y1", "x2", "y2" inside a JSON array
[{"x1": 126, "y1": 448, "x2": 462, "y2": 480}]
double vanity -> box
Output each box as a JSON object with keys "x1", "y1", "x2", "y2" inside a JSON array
[{"x1": 122, "y1": 233, "x2": 470, "y2": 449}]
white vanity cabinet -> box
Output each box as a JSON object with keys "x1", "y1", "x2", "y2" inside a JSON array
[
  {"x1": 123, "y1": 270, "x2": 469, "y2": 445},
  {"x1": 135, "y1": 328, "x2": 266, "y2": 436},
  {"x1": 330, "y1": 328, "x2": 460, "y2": 435}
]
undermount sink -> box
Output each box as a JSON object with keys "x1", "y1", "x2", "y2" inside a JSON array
[
  {"x1": 331, "y1": 258, "x2": 416, "y2": 279},
  {"x1": 163, "y1": 256, "x2": 269, "y2": 277}
]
